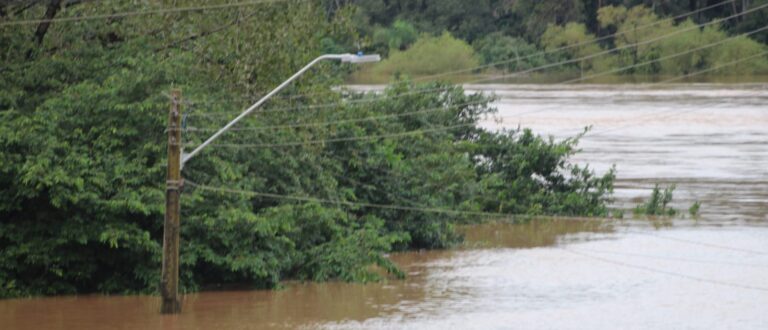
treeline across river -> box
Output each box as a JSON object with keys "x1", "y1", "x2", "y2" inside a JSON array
[{"x1": 323, "y1": 0, "x2": 768, "y2": 79}]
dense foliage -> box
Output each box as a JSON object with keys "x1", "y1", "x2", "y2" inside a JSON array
[
  {"x1": 340, "y1": 0, "x2": 768, "y2": 43},
  {"x1": 0, "y1": 0, "x2": 616, "y2": 298},
  {"x1": 347, "y1": 0, "x2": 768, "y2": 77},
  {"x1": 368, "y1": 32, "x2": 479, "y2": 76}
]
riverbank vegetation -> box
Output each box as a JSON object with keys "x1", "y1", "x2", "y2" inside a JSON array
[
  {"x1": 0, "y1": 0, "x2": 620, "y2": 298},
  {"x1": 632, "y1": 185, "x2": 704, "y2": 219},
  {"x1": 348, "y1": 0, "x2": 768, "y2": 81}
]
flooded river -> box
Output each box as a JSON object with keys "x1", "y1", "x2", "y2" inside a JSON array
[
  {"x1": 479, "y1": 83, "x2": 768, "y2": 223},
  {"x1": 2, "y1": 84, "x2": 767, "y2": 329}
]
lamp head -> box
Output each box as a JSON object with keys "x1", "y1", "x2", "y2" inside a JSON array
[{"x1": 340, "y1": 53, "x2": 381, "y2": 64}]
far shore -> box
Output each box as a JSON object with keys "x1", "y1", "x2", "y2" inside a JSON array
[{"x1": 347, "y1": 72, "x2": 768, "y2": 85}]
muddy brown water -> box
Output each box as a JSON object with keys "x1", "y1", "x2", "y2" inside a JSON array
[{"x1": 2, "y1": 84, "x2": 767, "y2": 329}]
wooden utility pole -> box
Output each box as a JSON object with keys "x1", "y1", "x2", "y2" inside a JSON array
[{"x1": 161, "y1": 89, "x2": 182, "y2": 314}]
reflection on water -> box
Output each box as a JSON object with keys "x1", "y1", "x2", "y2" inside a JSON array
[
  {"x1": 459, "y1": 219, "x2": 615, "y2": 249},
  {"x1": 3, "y1": 84, "x2": 767, "y2": 329}
]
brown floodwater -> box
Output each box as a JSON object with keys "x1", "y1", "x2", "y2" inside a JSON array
[{"x1": 3, "y1": 84, "x2": 767, "y2": 329}]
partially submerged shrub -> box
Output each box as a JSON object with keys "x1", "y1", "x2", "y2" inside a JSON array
[
  {"x1": 688, "y1": 201, "x2": 701, "y2": 218},
  {"x1": 634, "y1": 184, "x2": 677, "y2": 216}
]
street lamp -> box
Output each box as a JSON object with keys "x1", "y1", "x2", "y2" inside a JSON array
[
  {"x1": 160, "y1": 53, "x2": 379, "y2": 314},
  {"x1": 181, "y1": 53, "x2": 381, "y2": 167}
]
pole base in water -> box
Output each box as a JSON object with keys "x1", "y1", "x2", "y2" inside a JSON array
[{"x1": 161, "y1": 298, "x2": 181, "y2": 314}]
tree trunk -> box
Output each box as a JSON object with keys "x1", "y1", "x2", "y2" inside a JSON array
[
  {"x1": 597, "y1": 0, "x2": 602, "y2": 36},
  {"x1": 33, "y1": 0, "x2": 62, "y2": 45}
]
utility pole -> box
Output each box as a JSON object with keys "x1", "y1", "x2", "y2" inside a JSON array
[
  {"x1": 161, "y1": 89, "x2": 182, "y2": 314},
  {"x1": 165, "y1": 53, "x2": 379, "y2": 316}
]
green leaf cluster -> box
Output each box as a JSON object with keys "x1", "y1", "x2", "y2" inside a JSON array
[{"x1": 473, "y1": 129, "x2": 615, "y2": 217}]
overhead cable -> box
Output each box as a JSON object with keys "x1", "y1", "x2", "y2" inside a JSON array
[
  {"x1": 0, "y1": 0, "x2": 297, "y2": 26},
  {"x1": 563, "y1": 248, "x2": 768, "y2": 291}
]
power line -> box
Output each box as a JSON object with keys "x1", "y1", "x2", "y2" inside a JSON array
[
  {"x1": 0, "y1": 0, "x2": 298, "y2": 27},
  {"x1": 186, "y1": 86, "x2": 457, "y2": 118},
  {"x1": 185, "y1": 180, "x2": 620, "y2": 223},
  {"x1": 585, "y1": 103, "x2": 735, "y2": 138},
  {"x1": 572, "y1": 247, "x2": 768, "y2": 268},
  {"x1": 562, "y1": 247, "x2": 768, "y2": 292},
  {"x1": 641, "y1": 232, "x2": 768, "y2": 255},
  {"x1": 658, "y1": 50, "x2": 768, "y2": 84},
  {"x1": 184, "y1": 100, "x2": 488, "y2": 133},
  {"x1": 525, "y1": 85, "x2": 764, "y2": 139},
  {"x1": 188, "y1": 123, "x2": 475, "y2": 148}
]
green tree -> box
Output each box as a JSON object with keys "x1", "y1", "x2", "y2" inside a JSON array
[
  {"x1": 656, "y1": 21, "x2": 725, "y2": 75},
  {"x1": 372, "y1": 19, "x2": 418, "y2": 54},
  {"x1": 472, "y1": 129, "x2": 615, "y2": 217},
  {"x1": 597, "y1": 5, "x2": 673, "y2": 73},
  {"x1": 732, "y1": 0, "x2": 768, "y2": 43},
  {"x1": 473, "y1": 32, "x2": 549, "y2": 72},
  {"x1": 709, "y1": 35, "x2": 768, "y2": 74},
  {"x1": 368, "y1": 32, "x2": 479, "y2": 76},
  {"x1": 541, "y1": 22, "x2": 615, "y2": 73}
]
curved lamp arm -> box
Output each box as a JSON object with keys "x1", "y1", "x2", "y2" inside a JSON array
[{"x1": 181, "y1": 53, "x2": 380, "y2": 167}]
